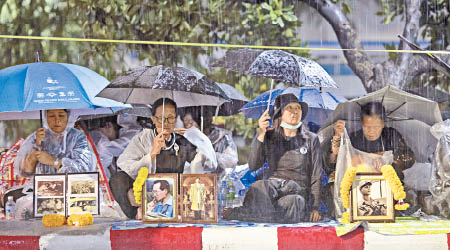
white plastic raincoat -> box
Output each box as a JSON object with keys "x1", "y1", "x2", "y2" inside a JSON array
[{"x1": 14, "y1": 110, "x2": 95, "y2": 177}]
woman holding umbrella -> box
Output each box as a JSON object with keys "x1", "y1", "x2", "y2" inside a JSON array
[
  {"x1": 16, "y1": 109, "x2": 95, "y2": 176},
  {"x1": 110, "y1": 98, "x2": 199, "y2": 219},
  {"x1": 224, "y1": 94, "x2": 323, "y2": 223}
]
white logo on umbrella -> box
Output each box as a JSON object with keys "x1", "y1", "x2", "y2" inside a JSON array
[{"x1": 46, "y1": 77, "x2": 59, "y2": 84}]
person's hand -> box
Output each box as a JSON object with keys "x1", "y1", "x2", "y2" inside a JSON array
[
  {"x1": 309, "y1": 209, "x2": 321, "y2": 222},
  {"x1": 174, "y1": 128, "x2": 187, "y2": 135},
  {"x1": 329, "y1": 171, "x2": 336, "y2": 181},
  {"x1": 35, "y1": 128, "x2": 46, "y2": 147},
  {"x1": 150, "y1": 133, "x2": 167, "y2": 159},
  {"x1": 333, "y1": 120, "x2": 345, "y2": 137},
  {"x1": 257, "y1": 109, "x2": 271, "y2": 142},
  {"x1": 136, "y1": 206, "x2": 142, "y2": 220},
  {"x1": 330, "y1": 136, "x2": 341, "y2": 155},
  {"x1": 35, "y1": 150, "x2": 56, "y2": 166},
  {"x1": 28, "y1": 149, "x2": 39, "y2": 162},
  {"x1": 148, "y1": 200, "x2": 156, "y2": 212}
]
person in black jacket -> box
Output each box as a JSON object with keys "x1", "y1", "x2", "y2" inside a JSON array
[{"x1": 223, "y1": 94, "x2": 323, "y2": 223}]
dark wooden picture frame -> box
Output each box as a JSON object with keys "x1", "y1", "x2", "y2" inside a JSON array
[
  {"x1": 180, "y1": 174, "x2": 218, "y2": 223},
  {"x1": 67, "y1": 172, "x2": 100, "y2": 216},
  {"x1": 142, "y1": 173, "x2": 178, "y2": 223},
  {"x1": 351, "y1": 173, "x2": 394, "y2": 223},
  {"x1": 33, "y1": 174, "x2": 66, "y2": 217}
]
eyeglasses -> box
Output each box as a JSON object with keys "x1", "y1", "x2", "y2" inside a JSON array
[
  {"x1": 152, "y1": 189, "x2": 164, "y2": 194},
  {"x1": 153, "y1": 116, "x2": 176, "y2": 124}
]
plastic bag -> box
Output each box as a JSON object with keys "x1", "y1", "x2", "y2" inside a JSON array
[
  {"x1": 428, "y1": 120, "x2": 450, "y2": 217},
  {"x1": 15, "y1": 194, "x2": 33, "y2": 220},
  {"x1": 403, "y1": 162, "x2": 432, "y2": 191},
  {"x1": 333, "y1": 129, "x2": 393, "y2": 217}
]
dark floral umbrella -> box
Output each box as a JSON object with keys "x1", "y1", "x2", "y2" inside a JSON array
[
  {"x1": 211, "y1": 48, "x2": 338, "y2": 88},
  {"x1": 97, "y1": 65, "x2": 230, "y2": 107}
]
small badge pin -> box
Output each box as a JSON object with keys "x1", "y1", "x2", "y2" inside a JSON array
[{"x1": 300, "y1": 147, "x2": 308, "y2": 154}]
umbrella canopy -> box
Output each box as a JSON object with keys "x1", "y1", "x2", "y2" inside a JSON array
[
  {"x1": 318, "y1": 85, "x2": 442, "y2": 162},
  {"x1": 96, "y1": 65, "x2": 230, "y2": 107},
  {"x1": 241, "y1": 87, "x2": 347, "y2": 119},
  {"x1": 212, "y1": 83, "x2": 248, "y2": 116},
  {"x1": 211, "y1": 48, "x2": 338, "y2": 88},
  {"x1": 0, "y1": 62, "x2": 114, "y2": 112},
  {"x1": 0, "y1": 97, "x2": 129, "y2": 120}
]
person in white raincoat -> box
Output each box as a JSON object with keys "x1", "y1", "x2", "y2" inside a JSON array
[
  {"x1": 4, "y1": 109, "x2": 95, "y2": 207},
  {"x1": 89, "y1": 114, "x2": 143, "y2": 178}
]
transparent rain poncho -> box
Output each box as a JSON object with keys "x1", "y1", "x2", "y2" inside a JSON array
[
  {"x1": 185, "y1": 127, "x2": 237, "y2": 174},
  {"x1": 14, "y1": 110, "x2": 95, "y2": 177},
  {"x1": 428, "y1": 120, "x2": 450, "y2": 217},
  {"x1": 90, "y1": 114, "x2": 142, "y2": 178}
]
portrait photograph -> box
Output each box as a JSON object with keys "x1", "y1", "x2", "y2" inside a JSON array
[
  {"x1": 351, "y1": 173, "x2": 394, "y2": 222},
  {"x1": 35, "y1": 198, "x2": 65, "y2": 216},
  {"x1": 33, "y1": 174, "x2": 66, "y2": 217},
  {"x1": 180, "y1": 174, "x2": 217, "y2": 223},
  {"x1": 142, "y1": 173, "x2": 178, "y2": 223},
  {"x1": 67, "y1": 172, "x2": 100, "y2": 215}
]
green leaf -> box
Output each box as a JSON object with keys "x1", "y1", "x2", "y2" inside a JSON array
[{"x1": 261, "y1": 2, "x2": 272, "y2": 11}]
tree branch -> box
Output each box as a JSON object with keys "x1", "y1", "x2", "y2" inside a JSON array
[
  {"x1": 299, "y1": 0, "x2": 374, "y2": 91},
  {"x1": 393, "y1": 0, "x2": 423, "y2": 89}
]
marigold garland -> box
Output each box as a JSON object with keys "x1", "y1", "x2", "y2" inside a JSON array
[
  {"x1": 67, "y1": 213, "x2": 94, "y2": 226},
  {"x1": 339, "y1": 164, "x2": 410, "y2": 223},
  {"x1": 133, "y1": 167, "x2": 149, "y2": 205},
  {"x1": 42, "y1": 214, "x2": 66, "y2": 227}
]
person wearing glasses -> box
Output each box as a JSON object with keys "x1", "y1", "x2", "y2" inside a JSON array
[
  {"x1": 147, "y1": 180, "x2": 173, "y2": 217},
  {"x1": 109, "y1": 98, "x2": 198, "y2": 219}
]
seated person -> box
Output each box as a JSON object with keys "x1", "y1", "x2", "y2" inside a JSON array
[
  {"x1": 328, "y1": 102, "x2": 415, "y2": 181},
  {"x1": 224, "y1": 94, "x2": 323, "y2": 223},
  {"x1": 89, "y1": 114, "x2": 143, "y2": 178},
  {"x1": 181, "y1": 107, "x2": 238, "y2": 176},
  {"x1": 7, "y1": 109, "x2": 95, "y2": 203},
  {"x1": 109, "y1": 98, "x2": 198, "y2": 219}
]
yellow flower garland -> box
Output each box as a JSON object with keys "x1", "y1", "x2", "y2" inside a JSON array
[
  {"x1": 67, "y1": 213, "x2": 94, "y2": 226},
  {"x1": 42, "y1": 214, "x2": 66, "y2": 227},
  {"x1": 339, "y1": 164, "x2": 410, "y2": 223},
  {"x1": 133, "y1": 167, "x2": 149, "y2": 205}
]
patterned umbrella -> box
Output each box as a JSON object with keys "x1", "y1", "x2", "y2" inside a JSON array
[
  {"x1": 211, "y1": 49, "x2": 338, "y2": 88},
  {"x1": 97, "y1": 65, "x2": 230, "y2": 107}
]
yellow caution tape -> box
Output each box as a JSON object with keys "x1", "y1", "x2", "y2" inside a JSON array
[{"x1": 0, "y1": 34, "x2": 449, "y2": 55}]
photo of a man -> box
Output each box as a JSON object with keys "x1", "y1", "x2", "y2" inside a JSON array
[
  {"x1": 189, "y1": 178, "x2": 207, "y2": 220},
  {"x1": 147, "y1": 179, "x2": 173, "y2": 218},
  {"x1": 357, "y1": 180, "x2": 387, "y2": 216}
]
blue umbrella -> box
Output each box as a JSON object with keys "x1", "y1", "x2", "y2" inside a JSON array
[
  {"x1": 0, "y1": 62, "x2": 129, "y2": 123},
  {"x1": 0, "y1": 62, "x2": 112, "y2": 112},
  {"x1": 241, "y1": 87, "x2": 347, "y2": 132}
]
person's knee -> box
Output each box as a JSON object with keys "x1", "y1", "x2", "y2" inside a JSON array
[{"x1": 109, "y1": 171, "x2": 131, "y2": 193}]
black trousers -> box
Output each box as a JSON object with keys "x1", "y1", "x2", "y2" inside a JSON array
[{"x1": 109, "y1": 171, "x2": 137, "y2": 219}]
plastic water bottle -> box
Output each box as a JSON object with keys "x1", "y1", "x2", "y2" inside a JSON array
[
  {"x1": 5, "y1": 196, "x2": 16, "y2": 220},
  {"x1": 218, "y1": 180, "x2": 227, "y2": 208},
  {"x1": 225, "y1": 181, "x2": 236, "y2": 208}
]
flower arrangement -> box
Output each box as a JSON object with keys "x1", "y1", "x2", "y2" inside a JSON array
[
  {"x1": 67, "y1": 213, "x2": 94, "y2": 226},
  {"x1": 339, "y1": 164, "x2": 410, "y2": 223},
  {"x1": 133, "y1": 167, "x2": 149, "y2": 205},
  {"x1": 42, "y1": 214, "x2": 66, "y2": 227}
]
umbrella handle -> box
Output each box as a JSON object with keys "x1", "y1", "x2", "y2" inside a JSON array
[{"x1": 266, "y1": 79, "x2": 274, "y2": 111}]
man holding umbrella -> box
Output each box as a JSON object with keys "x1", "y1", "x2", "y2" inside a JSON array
[{"x1": 224, "y1": 94, "x2": 323, "y2": 223}]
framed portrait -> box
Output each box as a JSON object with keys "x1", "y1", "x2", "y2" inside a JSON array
[
  {"x1": 67, "y1": 172, "x2": 100, "y2": 216},
  {"x1": 33, "y1": 174, "x2": 66, "y2": 217},
  {"x1": 142, "y1": 173, "x2": 178, "y2": 223},
  {"x1": 351, "y1": 173, "x2": 394, "y2": 223},
  {"x1": 180, "y1": 174, "x2": 218, "y2": 223}
]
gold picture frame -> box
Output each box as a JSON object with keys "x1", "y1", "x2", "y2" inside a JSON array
[
  {"x1": 142, "y1": 173, "x2": 178, "y2": 223},
  {"x1": 351, "y1": 173, "x2": 394, "y2": 223},
  {"x1": 180, "y1": 174, "x2": 218, "y2": 223}
]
